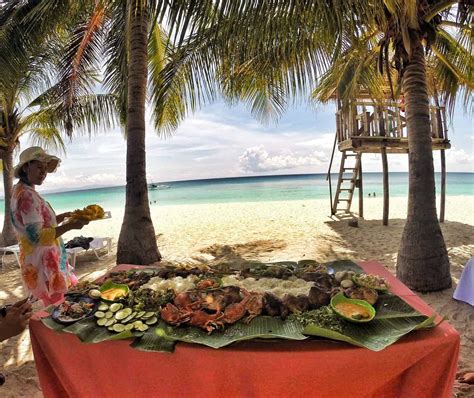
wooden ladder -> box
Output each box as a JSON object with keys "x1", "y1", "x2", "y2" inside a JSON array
[{"x1": 332, "y1": 151, "x2": 361, "y2": 215}]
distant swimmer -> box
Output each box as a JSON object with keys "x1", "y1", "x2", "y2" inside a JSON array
[
  {"x1": 373, "y1": 192, "x2": 376, "y2": 197},
  {"x1": 368, "y1": 193, "x2": 371, "y2": 197}
]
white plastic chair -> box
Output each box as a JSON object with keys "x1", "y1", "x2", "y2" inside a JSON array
[
  {"x1": 66, "y1": 237, "x2": 113, "y2": 268},
  {"x1": 0, "y1": 244, "x2": 21, "y2": 268}
]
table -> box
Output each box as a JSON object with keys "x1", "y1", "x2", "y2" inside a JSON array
[{"x1": 29, "y1": 261, "x2": 460, "y2": 398}]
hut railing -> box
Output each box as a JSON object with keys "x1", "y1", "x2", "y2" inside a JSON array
[{"x1": 335, "y1": 101, "x2": 447, "y2": 144}]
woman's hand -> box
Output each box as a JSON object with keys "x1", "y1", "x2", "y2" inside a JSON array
[
  {"x1": 56, "y1": 212, "x2": 72, "y2": 224},
  {"x1": 0, "y1": 298, "x2": 33, "y2": 342}
]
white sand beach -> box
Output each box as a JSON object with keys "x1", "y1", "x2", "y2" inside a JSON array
[{"x1": 0, "y1": 195, "x2": 473, "y2": 397}]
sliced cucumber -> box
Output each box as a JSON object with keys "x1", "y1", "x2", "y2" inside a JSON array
[
  {"x1": 112, "y1": 324, "x2": 126, "y2": 333},
  {"x1": 141, "y1": 312, "x2": 155, "y2": 319},
  {"x1": 105, "y1": 311, "x2": 113, "y2": 319},
  {"x1": 98, "y1": 304, "x2": 109, "y2": 312},
  {"x1": 124, "y1": 324, "x2": 134, "y2": 331},
  {"x1": 121, "y1": 314, "x2": 134, "y2": 324},
  {"x1": 115, "y1": 308, "x2": 133, "y2": 320},
  {"x1": 145, "y1": 316, "x2": 158, "y2": 325},
  {"x1": 109, "y1": 303, "x2": 123, "y2": 313},
  {"x1": 97, "y1": 318, "x2": 108, "y2": 326},
  {"x1": 132, "y1": 320, "x2": 144, "y2": 328},
  {"x1": 137, "y1": 324, "x2": 149, "y2": 332},
  {"x1": 136, "y1": 311, "x2": 146, "y2": 319},
  {"x1": 94, "y1": 311, "x2": 105, "y2": 319},
  {"x1": 105, "y1": 319, "x2": 116, "y2": 327}
]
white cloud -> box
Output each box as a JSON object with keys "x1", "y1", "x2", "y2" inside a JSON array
[
  {"x1": 41, "y1": 171, "x2": 124, "y2": 193},
  {"x1": 295, "y1": 133, "x2": 335, "y2": 149},
  {"x1": 442, "y1": 146, "x2": 474, "y2": 172},
  {"x1": 239, "y1": 146, "x2": 328, "y2": 173}
]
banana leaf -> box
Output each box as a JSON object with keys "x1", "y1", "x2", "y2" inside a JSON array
[
  {"x1": 132, "y1": 317, "x2": 307, "y2": 352},
  {"x1": 40, "y1": 259, "x2": 436, "y2": 352},
  {"x1": 302, "y1": 292, "x2": 435, "y2": 351},
  {"x1": 41, "y1": 316, "x2": 142, "y2": 343}
]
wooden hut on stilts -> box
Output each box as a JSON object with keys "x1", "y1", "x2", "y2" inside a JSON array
[{"x1": 327, "y1": 96, "x2": 450, "y2": 225}]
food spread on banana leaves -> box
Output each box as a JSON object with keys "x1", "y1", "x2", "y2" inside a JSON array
[{"x1": 53, "y1": 262, "x2": 389, "y2": 335}]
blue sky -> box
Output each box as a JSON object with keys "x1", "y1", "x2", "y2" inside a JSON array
[{"x1": 13, "y1": 98, "x2": 474, "y2": 193}]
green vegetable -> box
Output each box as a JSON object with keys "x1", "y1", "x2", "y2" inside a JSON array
[
  {"x1": 109, "y1": 303, "x2": 123, "y2": 313},
  {"x1": 289, "y1": 306, "x2": 345, "y2": 333}
]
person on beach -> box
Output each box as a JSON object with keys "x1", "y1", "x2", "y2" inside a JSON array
[{"x1": 10, "y1": 147, "x2": 89, "y2": 305}]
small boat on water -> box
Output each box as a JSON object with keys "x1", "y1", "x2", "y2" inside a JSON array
[{"x1": 148, "y1": 183, "x2": 170, "y2": 190}]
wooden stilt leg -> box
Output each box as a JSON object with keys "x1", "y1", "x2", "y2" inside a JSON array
[
  {"x1": 358, "y1": 155, "x2": 363, "y2": 218},
  {"x1": 381, "y1": 148, "x2": 389, "y2": 226},
  {"x1": 440, "y1": 149, "x2": 446, "y2": 223}
]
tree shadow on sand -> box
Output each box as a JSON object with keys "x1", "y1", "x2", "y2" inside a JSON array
[
  {"x1": 324, "y1": 218, "x2": 474, "y2": 280},
  {"x1": 192, "y1": 239, "x2": 288, "y2": 269}
]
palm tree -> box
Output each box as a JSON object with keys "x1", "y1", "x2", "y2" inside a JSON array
[
  {"x1": 157, "y1": 1, "x2": 472, "y2": 291},
  {"x1": 366, "y1": 2, "x2": 472, "y2": 292},
  {"x1": 0, "y1": 1, "x2": 117, "y2": 246},
  {"x1": 0, "y1": 0, "x2": 234, "y2": 264},
  {"x1": 0, "y1": 20, "x2": 67, "y2": 246},
  {"x1": 115, "y1": 1, "x2": 160, "y2": 264}
]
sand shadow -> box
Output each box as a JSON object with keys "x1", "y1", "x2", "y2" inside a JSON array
[
  {"x1": 324, "y1": 218, "x2": 474, "y2": 279},
  {"x1": 194, "y1": 239, "x2": 288, "y2": 269}
]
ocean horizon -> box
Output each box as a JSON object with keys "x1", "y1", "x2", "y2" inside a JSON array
[{"x1": 0, "y1": 172, "x2": 473, "y2": 215}]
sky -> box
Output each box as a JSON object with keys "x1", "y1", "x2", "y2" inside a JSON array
[{"x1": 10, "y1": 98, "x2": 474, "y2": 194}]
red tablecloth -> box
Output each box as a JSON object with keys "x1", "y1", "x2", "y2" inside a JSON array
[{"x1": 30, "y1": 261, "x2": 460, "y2": 398}]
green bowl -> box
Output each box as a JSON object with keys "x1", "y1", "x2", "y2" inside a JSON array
[
  {"x1": 330, "y1": 293, "x2": 376, "y2": 323},
  {"x1": 99, "y1": 281, "x2": 129, "y2": 302}
]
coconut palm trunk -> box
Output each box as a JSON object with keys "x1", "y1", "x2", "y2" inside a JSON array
[
  {"x1": 0, "y1": 147, "x2": 17, "y2": 246},
  {"x1": 396, "y1": 37, "x2": 450, "y2": 291},
  {"x1": 117, "y1": 0, "x2": 161, "y2": 265}
]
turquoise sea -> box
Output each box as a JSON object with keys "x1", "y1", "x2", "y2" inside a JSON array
[{"x1": 0, "y1": 172, "x2": 473, "y2": 214}]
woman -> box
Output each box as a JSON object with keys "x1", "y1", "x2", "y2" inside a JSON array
[{"x1": 10, "y1": 147, "x2": 89, "y2": 305}]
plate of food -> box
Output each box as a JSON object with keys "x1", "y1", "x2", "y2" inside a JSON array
[
  {"x1": 51, "y1": 296, "x2": 97, "y2": 325},
  {"x1": 68, "y1": 204, "x2": 110, "y2": 222}
]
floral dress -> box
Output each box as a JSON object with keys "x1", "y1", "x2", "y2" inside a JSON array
[{"x1": 11, "y1": 182, "x2": 77, "y2": 304}]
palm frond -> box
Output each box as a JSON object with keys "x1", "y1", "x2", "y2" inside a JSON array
[
  {"x1": 103, "y1": 0, "x2": 128, "y2": 125},
  {"x1": 312, "y1": 34, "x2": 390, "y2": 107},
  {"x1": 26, "y1": 94, "x2": 118, "y2": 138},
  {"x1": 53, "y1": 2, "x2": 107, "y2": 136},
  {"x1": 429, "y1": 26, "x2": 473, "y2": 113},
  {"x1": 21, "y1": 127, "x2": 66, "y2": 156},
  {"x1": 151, "y1": 25, "x2": 219, "y2": 135},
  {"x1": 148, "y1": 22, "x2": 188, "y2": 136}
]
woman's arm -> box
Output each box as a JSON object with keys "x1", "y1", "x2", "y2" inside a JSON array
[{"x1": 55, "y1": 219, "x2": 89, "y2": 238}]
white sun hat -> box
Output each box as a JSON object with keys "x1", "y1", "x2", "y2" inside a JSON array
[{"x1": 14, "y1": 146, "x2": 61, "y2": 178}]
